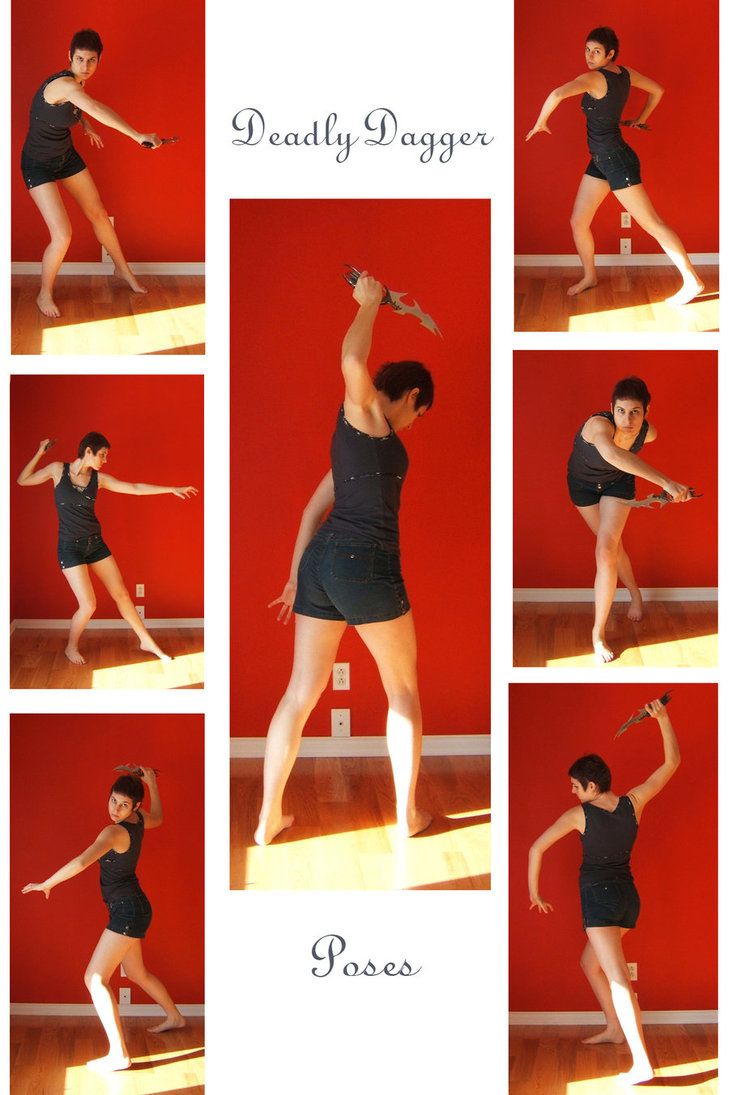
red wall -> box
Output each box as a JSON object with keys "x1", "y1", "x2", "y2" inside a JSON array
[
  {"x1": 10, "y1": 375, "x2": 204, "y2": 619},
  {"x1": 509, "y1": 684, "x2": 717, "y2": 1011},
  {"x1": 11, "y1": 0, "x2": 204, "y2": 262},
  {"x1": 514, "y1": 351, "x2": 717, "y2": 587},
  {"x1": 10, "y1": 714, "x2": 204, "y2": 1003},
  {"x1": 230, "y1": 200, "x2": 490, "y2": 736},
  {"x1": 515, "y1": 0, "x2": 719, "y2": 254}
]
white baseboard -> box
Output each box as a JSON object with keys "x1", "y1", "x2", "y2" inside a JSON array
[
  {"x1": 515, "y1": 253, "x2": 718, "y2": 268},
  {"x1": 11, "y1": 617, "x2": 204, "y2": 630},
  {"x1": 11, "y1": 261, "x2": 205, "y2": 276},
  {"x1": 231, "y1": 734, "x2": 490, "y2": 759},
  {"x1": 510, "y1": 1009, "x2": 717, "y2": 1025},
  {"x1": 513, "y1": 588, "x2": 717, "y2": 603},
  {"x1": 10, "y1": 1002, "x2": 204, "y2": 1017}
]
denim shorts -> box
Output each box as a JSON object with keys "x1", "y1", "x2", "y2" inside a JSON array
[
  {"x1": 567, "y1": 473, "x2": 635, "y2": 508},
  {"x1": 105, "y1": 893, "x2": 152, "y2": 938},
  {"x1": 585, "y1": 143, "x2": 641, "y2": 191},
  {"x1": 293, "y1": 529, "x2": 410, "y2": 625},
  {"x1": 58, "y1": 533, "x2": 112, "y2": 570},
  {"x1": 21, "y1": 145, "x2": 86, "y2": 190},
  {"x1": 580, "y1": 877, "x2": 640, "y2": 929}
]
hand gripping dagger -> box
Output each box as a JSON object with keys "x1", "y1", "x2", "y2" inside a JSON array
[
  {"x1": 141, "y1": 136, "x2": 180, "y2": 148},
  {"x1": 614, "y1": 691, "x2": 672, "y2": 739},
  {"x1": 619, "y1": 488, "x2": 702, "y2": 509},
  {"x1": 343, "y1": 265, "x2": 443, "y2": 337},
  {"x1": 114, "y1": 764, "x2": 161, "y2": 776}
]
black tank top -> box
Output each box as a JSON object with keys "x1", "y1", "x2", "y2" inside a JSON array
[
  {"x1": 55, "y1": 463, "x2": 102, "y2": 540},
  {"x1": 23, "y1": 70, "x2": 81, "y2": 160},
  {"x1": 579, "y1": 796, "x2": 638, "y2": 883},
  {"x1": 581, "y1": 66, "x2": 631, "y2": 156},
  {"x1": 323, "y1": 407, "x2": 409, "y2": 548},
  {"x1": 99, "y1": 812, "x2": 145, "y2": 901},
  {"x1": 567, "y1": 411, "x2": 649, "y2": 485}
]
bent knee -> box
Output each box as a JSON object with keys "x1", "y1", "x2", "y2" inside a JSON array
[
  {"x1": 79, "y1": 596, "x2": 97, "y2": 616},
  {"x1": 84, "y1": 967, "x2": 107, "y2": 991},
  {"x1": 595, "y1": 540, "x2": 620, "y2": 567},
  {"x1": 86, "y1": 204, "x2": 110, "y2": 225},
  {"x1": 112, "y1": 586, "x2": 132, "y2": 605}
]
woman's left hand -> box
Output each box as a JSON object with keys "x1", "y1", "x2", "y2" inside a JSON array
[
  {"x1": 22, "y1": 882, "x2": 51, "y2": 899},
  {"x1": 525, "y1": 122, "x2": 551, "y2": 141},
  {"x1": 529, "y1": 895, "x2": 554, "y2": 914},
  {"x1": 171, "y1": 486, "x2": 198, "y2": 499},
  {"x1": 84, "y1": 127, "x2": 104, "y2": 149}
]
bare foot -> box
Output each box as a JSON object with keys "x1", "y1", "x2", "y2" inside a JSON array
[
  {"x1": 254, "y1": 814, "x2": 294, "y2": 846},
  {"x1": 581, "y1": 1027, "x2": 625, "y2": 1045},
  {"x1": 86, "y1": 1053, "x2": 131, "y2": 1073},
  {"x1": 618, "y1": 1062, "x2": 654, "y2": 1086},
  {"x1": 593, "y1": 635, "x2": 615, "y2": 665},
  {"x1": 148, "y1": 1012, "x2": 186, "y2": 1033},
  {"x1": 139, "y1": 638, "x2": 172, "y2": 662},
  {"x1": 665, "y1": 275, "x2": 704, "y2": 307},
  {"x1": 113, "y1": 265, "x2": 148, "y2": 294},
  {"x1": 567, "y1": 276, "x2": 598, "y2": 297},
  {"x1": 396, "y1": 809, "x2": 433, "y2": 838},
  {"x1": 65, "y1": 645, "x2": 86, "y2": 666},
  {"x1": 36, "y1": 290, "x2": 61, "y2": 318},
  {"x1": 627, "y1": 592, "x2": 643, "y2": 622}
]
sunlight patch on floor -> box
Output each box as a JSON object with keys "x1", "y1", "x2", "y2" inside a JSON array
[
  {"x1": 63, "y1": 1049, "x2": 205, "y2": 1094},
  {"x1": 91, "y1": 651, "x2": 204, "y2": 689},
  {"x1": 445, "y1": 808, "x2": 491, "y2": 820},
  {"x1": 546, "y1": 632, "x2": 717, "y2": 668},
  {"x1": 565, "y1": 1055, "x2": 718, "y2": 1092},
  {"x1": 568, "y1": 297, "x2": 718, "y2": 334},
  {"x1": 40, "y1": 304, "x2": 205, "y2": 355}
]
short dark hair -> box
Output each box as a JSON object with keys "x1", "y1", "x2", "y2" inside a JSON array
[
  {"x1": 70, "y1": 29, "x2": 104, "y2": 59},
  {"x1": 78, "y1": 431, "x2": 111, "y2": 457},
  {"x1": 611, "y1": 376, "x2": 651, "y2": 412},
  {"x1": 110, "y1": 774, "x2": 144, "y2": 806},
  {"x1": 373, "y1": 361, "x2": 434, "y2": 410},
  {"x1": 586, "y1": 26, "x2": 619, "y2": 60},
  {"x1": 568, "y1": 754, "x2": 612, "y2": 793}
]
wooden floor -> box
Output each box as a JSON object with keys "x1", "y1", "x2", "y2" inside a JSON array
[
  {"x1": 513, "y1": 602, "x2": 717, "y2": 668},
  {"x1": 231, "y1": 755, "x2": 490, "y2": 890},
  {"x1": 510, "y1": 1024, "x2": 718, "y2": 1093},
  {"x1": 514, "y1": 265, "x2": 719, "y2": 332},
  {"x1": 10, "y1": 628, "x2": 204, "y2": 689},
  {"x1": 11, "y1": 1015, "x2": 204, "y2": 1095},
  {"x1": 11, "y1": 274, "x2": 205, "y2": 355}
]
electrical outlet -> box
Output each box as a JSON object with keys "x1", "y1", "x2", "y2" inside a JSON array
[
  {"x1": 135, "y1": 605, "x2": 145, "y2": 619},
  {"x1": 620, "y1": 238, "x2": 632, "y2": 255},
  {"x1": 621, "y1": 212, "x2": 632, "y2": 228},
  {"x1": 332, "y1": 662, "x2": 350, "y2": 690},
  {"x1": 331, "y1": 708, "x2": 351, "y2": 736},
  {"x1": 135, "y1": 583, "x2": 145, "y2": 598},
  {"x1": 627, "y1": 962, "x2": 637, "y2": 981},
  {"x1": 119, "y1": 987, "x2": 131, "y2": 1004}
]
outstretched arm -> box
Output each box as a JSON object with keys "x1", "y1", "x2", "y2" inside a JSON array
[
  {"x1": 137, "y1": 767, "x2": 163, "y2": 829},
  {"x1": 626, "y1": 699, "x2": 680, "y2": 819},
  {"x1": 525, "y1": 72, "x2": 602, "y2": 140},
  {"x1": 21, "y1": 827, "x2": 117, "y2": 899},
  {"x1": 98, "y1": 473, "x2": 197, "y2": 499},
  {"x1": 624, "y1": 69, "x2": 665, "y2": 127},
  {"x1": 17, "y1": 440, "x2": 61, "y2": 487},
  {"x1": 48, "y1": 78, "x2": 160, "y2": 147},
  {"x1": 585, "y1": 418, "x2": 689, "y2": 500},
  {"x1": 341, "y1": 273, "x2": 384, "y2": 420},
  {"x1": 269, "y1": 470, "x2": 335, "y2": 623},
  {"x1": 528, "y1": 806, "x2": 583, "y2": 913}
]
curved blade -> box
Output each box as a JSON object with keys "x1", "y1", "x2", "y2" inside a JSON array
[{"x1": 615, "y1": 690, "x2": 672, "y2": 739}]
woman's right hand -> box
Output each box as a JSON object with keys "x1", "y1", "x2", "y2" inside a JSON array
[
  {"x1": 22, "y1": 882, "x2": 51, "y2": 899},
  {"x1": 268, "y1": 580, "x2": 297, "y2": 624},
  {"x1": 353, "y1": 271, "x2": 384, "y2": 308},
  {"x1": 529, "y1": 894, "x2": 554, "y2": 914},
  {"x1": 663, "y1": 479, "x2": 690, "y2": 502},
  {"x1": 525, "y1": 122, "x2": 551, "y2": 141}
]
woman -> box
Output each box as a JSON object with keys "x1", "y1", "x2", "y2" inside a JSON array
[
  {"x1": 525, "y1": 26, "x2": 704, "y2": 305},
  {"x1": 567, "y1": 375, "x2": 688, "y2": 664},
  {"x1": 23, "y1": 767, "x2": 185, "y2": 1073},
  {"x1": 255, "y1": 272, "x2": 433, "y2": 846},
  {"x1": 17, "y1": 430, "x2": 197, "y2": 665},
  {"x1": 528, "y1": 698, "x2": 680, "y2": 1086},
  {"x1": 21, "y1": 28, "x2": 162, "y2": 318}
]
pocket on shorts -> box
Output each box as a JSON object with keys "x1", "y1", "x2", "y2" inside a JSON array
[{"x1": 331, "y1": 542, "x2": 376, "y2": 582}]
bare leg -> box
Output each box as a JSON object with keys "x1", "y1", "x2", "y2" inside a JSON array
[
  {"x1": 355, "y1": 611, "x2": 431, "y2": 836},
  {"x1": 121, "y1": 939, "x2": 185, "y2": 1033},
  {"x1": 568, "y1": 174, "x2": 610, "y2": 295},
  {"x1": 614, "y1": 184, "x2": 704, "y2": 305},
  {"x1": 579, "y1": 934, "x2": 628, "y2": 1044},
  {"x1": 576, "y1": 502, "x2": 643, "y2": 625},
  {"x1": 585, "y1": 926, "x2": 653, "y2": 1084},
  {"x1": 60, "y1": 170, "x2": 147, "y2": 293},
  {"x1": 27, "y1": 182, "x2": 72, "y2": 317},
  {"x1": 61, "y1": 564, "x2": 97, "y2": 664},
  {"x1": 255, "y1": 615, "x2": 347, "y2": 845},
  {"x1": 89, "y1": 555, "x2": 170, "y2": 660},
  {"x1": 84, "y1": 929, "x2": 135, "y2": 1071}
]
